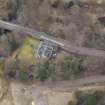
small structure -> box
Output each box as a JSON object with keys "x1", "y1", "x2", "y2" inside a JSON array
[{"x1": 34, "y1": 40, "x2": 59, "y2": 59}]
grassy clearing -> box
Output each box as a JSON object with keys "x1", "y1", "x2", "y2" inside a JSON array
[{"x1": 18, "y1": 36, "x2": 40, "y2": 64}]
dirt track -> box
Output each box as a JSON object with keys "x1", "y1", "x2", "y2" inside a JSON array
[{"x1": 45, "y1": 75, "x2": 105, "y2": 89}]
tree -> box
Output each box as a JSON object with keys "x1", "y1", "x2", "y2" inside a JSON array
[
  {"x1": 5, "y1": 58, "x2": 29, "y2": 81},
  {"x1": 61, "y1": 57, "x2": 84, "y2": 80},
  {"x1": 36, "y1": 61, "x2": 56, "y2": 81},
  {"x1": 5, "y1": 59, "x2": 19, "y2": 79},
  {"x1": 68, "y1": 91, "x2": 105, "y2": 105},
  {"x1": 18, "y1": 64, "x2": 28, "y2": 81}
]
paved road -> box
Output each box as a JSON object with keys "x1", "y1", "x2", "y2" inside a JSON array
[{"x1": 0, "y1": 20, "x2": 105, "y2": 58}]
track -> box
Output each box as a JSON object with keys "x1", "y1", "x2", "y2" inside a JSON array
[
  {"x1": 0, "y1": 20, "x2": 105, "y2": 58},
  {"x1": 46, "y1": 75, "x2": 105, "y2": 89}
]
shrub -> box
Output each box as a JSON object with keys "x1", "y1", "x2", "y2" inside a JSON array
[
  {"x1": 63, "y1": 1, "x2": 74, "y2": 9},
  {"x1": 9, "y1": 40, "x2": 19, "y2": 53},
  {"x1": 50, "y1": 0, "x2": 60, "y2": 8},
  {"x1": 35, "y1": 56, "x2": 84, "y2": 81},
  {"x1": 36, "y1": 61, "x2": 56, "y2": 81},
  {"x1": 4, "y1": 56, "x2": 84, "y2": 82},
  {"x1": 61, "y1": 56, "x2": 84, "y2": 80},
  {"x1": 5, "y1": 59, "x2": 19, "y2": 79},
  {"x1": 5, "y1": 59, "x2": 29, "y2": 81},
  {"x1": 68, "y1": 90, "x2": 105, "y2": 105},
  {"x1": 6, "y1": 34, "x2": 19, "y2": 54},
  {"x1": 17, "y1": 64, "x2": 28, "y2": 81}
]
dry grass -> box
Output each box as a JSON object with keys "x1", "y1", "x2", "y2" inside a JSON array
[{"x1": 18, "y1": 36, "x2": 40, "y2": 64}]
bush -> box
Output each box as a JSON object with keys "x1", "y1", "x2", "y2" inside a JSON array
[
  {"x1": 5, "y1": 59, "x2": 19, "y2": 79},
  {"x1": 6, "y1": 34, "x2": 19, "y2": 55},
  {"x1": 35, "y1": 56, "x2": 84, "y2": 81},
  {"x1": 36, "y1": 61, "x2": 56, "y2": 81},
  {"x1": 17, "y1": 64, "x2": 28, "y2": 81},
  {"x1": 9, "y1": 40, "x2": 19, "y2": 53},
  {"x1": 4, "y1": 56, "x2": 84, "y2": 82},
  {"x1": 61, "y1": 56, "x2": 84, "y2": 80},
  {"x1": 50, "y1": 0, "x2": 60, "y2": 8},
  {"x1": 6, "y1": 0, "x2": 22, "y2": 21},
  {"x1": 84, "y1": 95, "x2": 97, "y2": 105},
  {"x1": 63, "y1": 1, "x2": 74, "y2": 9},
  {"x1": 5, "y1": 59, "x2": 29, "y2": 81},
  {"x1": 68, "y1": 90, "x2": 105, "y2": 105}
]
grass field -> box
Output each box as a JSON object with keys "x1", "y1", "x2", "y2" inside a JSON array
[{"x1": 18, "y1": 36, "x2": 40, "y2": 64}]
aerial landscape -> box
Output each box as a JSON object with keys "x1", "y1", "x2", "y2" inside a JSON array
[{"x1": 1, "y1": 0, "x2": 105, "y2": 105}]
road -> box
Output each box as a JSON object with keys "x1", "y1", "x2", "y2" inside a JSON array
[
  {"x1": 0, "y1": 20, "x2": 105, "y2": 58},
  {"x1": 31, "y1": 75, "x2": 105, "y2": 93},
  {"x1": 46, "y1": 75, "x2": 105, "y2": 89},
  {"x1": 1, "y1": 20, "x2": 104, "y2": 87},
  {"x1": 31, "y1": 86, "x2": 48, "y2": 105},
  {"x1": 30, "y1": 75, "x2": 105, "y2": 105}
]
